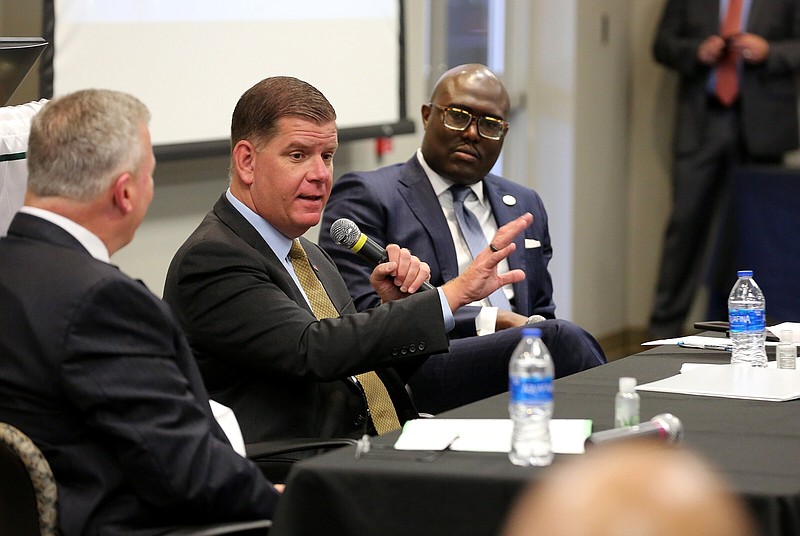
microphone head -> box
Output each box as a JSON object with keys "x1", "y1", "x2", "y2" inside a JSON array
[
  {"x1": 652, "y1": 413, "x2": 683, "y2": 443},
  {"x1": 330, "y1": 218, "x2": 361, "y2": 248}
]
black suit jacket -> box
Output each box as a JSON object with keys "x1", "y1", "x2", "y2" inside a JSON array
[
  {"x1": 0, "y1": 213, "x2": 277, "y2": 536},
  {"x1": 163, "y1": 195, "x2": 450, "y2": 443},
  {"x1": 319, "y1": 156, "x2": 556, "y2": 338},
  {"x1": 653, "y1": 0, "x2": 800, "y2": 157}
]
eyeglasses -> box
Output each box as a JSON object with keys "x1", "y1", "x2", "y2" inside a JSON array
[{"x1": 429, "y1": 103, "x2": 508, "y2": 140}]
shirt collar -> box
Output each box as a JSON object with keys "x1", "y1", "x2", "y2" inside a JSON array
[
  {"x1": 225, "y1": 188, "x2": 293, "y2": 261},
  {"x1": 19, "y1": 206, "x2": 110, "y2": 263},
  {"x1": 415, "y1": 148, "x2": 486, "y2": 203}
]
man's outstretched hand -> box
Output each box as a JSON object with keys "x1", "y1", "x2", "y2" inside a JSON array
[{"x1": 441, "y1": 212, "x2": 533, "y2": 312}]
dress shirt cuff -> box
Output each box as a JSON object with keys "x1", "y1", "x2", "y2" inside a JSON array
[
  {"x1": 475, "y1": 306, "x2": 498, "y2": 336},
  {"x1": 437, "y1": 287, "x2": 455, "y2": 332}
]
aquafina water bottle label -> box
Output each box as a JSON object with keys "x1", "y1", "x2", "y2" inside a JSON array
[
  {"x1": 510, "y1": 376, "x2": 553, "y2": 404},
  {"x1": 729, "y1": 308, "x2": 766, "y2": 334}
]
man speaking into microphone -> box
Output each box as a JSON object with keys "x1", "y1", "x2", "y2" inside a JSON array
[{"x1": 164, "y1": 76, "x2": 532, "y2": 444}]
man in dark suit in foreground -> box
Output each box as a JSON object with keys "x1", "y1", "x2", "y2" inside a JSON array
[
  {"x1": 0, "y1": 90, "x2": 280, "y2": 536},
  {"x1": 649, "y1": 0, "x2": 800, "y2": 338},
  {"x1": 164, "y1": 76, "x2": 532, "y2": 443},
  {"x1": 320, "y1": 64, "x2": 606, "y2": 414}
]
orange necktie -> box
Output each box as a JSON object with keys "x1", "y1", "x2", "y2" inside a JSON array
[
  {"x1": 288, "y1": 239, "x2": 401, "y2": 434},
  {"x1": 715, "y1": 0, "x2": 743, "y2": 106}
]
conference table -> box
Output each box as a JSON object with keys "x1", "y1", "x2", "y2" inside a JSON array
[{"x1": 269, "y1": 343, "x2": 800, "y2": 536}]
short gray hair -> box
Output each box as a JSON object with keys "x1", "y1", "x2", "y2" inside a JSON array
[{"x1": 27, "y1": 89, "x2": 151, "y2": 201}]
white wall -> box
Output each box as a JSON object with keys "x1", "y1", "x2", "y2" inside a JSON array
[
  {"x1": 523, "y1": 0, "x2": 633, "y2": 335},
  {"x1": 574, "y1": 0, "x2": 631, "y2": 333},
  {"x1": 627, "y1": 1, "x2": 676, "y2": 331}
]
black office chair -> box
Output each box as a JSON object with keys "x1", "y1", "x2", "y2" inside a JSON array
[{"x1": 0, "y1": 422, "x2": 59, "y2": 536}]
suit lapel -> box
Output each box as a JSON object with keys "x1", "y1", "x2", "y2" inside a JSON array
[
  {"x1": 213, "y1": 195, "x2": 315, "y2": 314},
  {"x1": 397, "y1": 158, "x2": 460, "y2": 282},
  {"x1": 301, "y1": 237, "x2": 354, "y2": 314},
  {"x1": 214, "y1": 196, "x2": 277, "y2": 261},
  {"x1": 214, "y1": 195, "x2": 352, "y2": 315},
  {"x1": 483, "y1": 176, "x2": 530, "y2": 310}
]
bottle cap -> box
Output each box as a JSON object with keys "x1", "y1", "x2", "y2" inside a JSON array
[
  {"x1": 781, "y1": 330, "x2": 794, "y2": 344},
  {"x1": 737, "y1": 270, "x2": 753, "y2": 277},
  {"x1": 619, "y1": 377, "x2": 637, "y2": 392},
  {"x1": 521, "y1": 327, "x2": 542, "y2": 338}
]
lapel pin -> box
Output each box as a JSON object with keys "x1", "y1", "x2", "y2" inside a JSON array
[{"x1": 502, "y1": 195, "x2": 517, "y2": 206}]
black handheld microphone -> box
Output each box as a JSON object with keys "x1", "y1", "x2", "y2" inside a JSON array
[
  {"x1": 584, "y1": 413, "x2": 683, "y2": 447},
  {"x1": 329, "y1": 218, "x2": 435, "y2": 291}
]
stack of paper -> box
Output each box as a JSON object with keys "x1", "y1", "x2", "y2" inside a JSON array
[
  {"x1": 643, "y1": 322, "x2": 800, "y2": 350},
  {"x1": 393, "y1": 418, "x2": 592, "y2": 454},
  {"x1": 637, "y1": 364, "x2": 800, "y2": 401}
]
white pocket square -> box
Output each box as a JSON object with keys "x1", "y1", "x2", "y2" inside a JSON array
[{"x1": 525, "y1": 239, "x2": 541, "y2": 249}]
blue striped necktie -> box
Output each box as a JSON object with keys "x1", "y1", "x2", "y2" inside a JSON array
[{"x1": 450, "y1": 185, "x2": 511, "y2": 310}]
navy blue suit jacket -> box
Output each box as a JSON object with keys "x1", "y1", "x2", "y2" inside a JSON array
[{"x1": 320, "y1": 156, "x2": 556, "y2": 338}]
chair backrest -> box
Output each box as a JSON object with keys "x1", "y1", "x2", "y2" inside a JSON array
[{"x1": 0, "y1": 423, "x2": 58, "y2": 536}]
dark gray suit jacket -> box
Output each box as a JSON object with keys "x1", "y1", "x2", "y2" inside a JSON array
[
  {"x1": 653, "y1": 0, "x2": 800, "y2": 157},
  {"x1": 0, "y1": 213, "x2": 277, "y2": 536},
  {"x1": 163, "y1": 195, "x2": 450, "y2": 443},
  {"x1": 319, "y1": 156, "x2": 556, "y2": 338}
]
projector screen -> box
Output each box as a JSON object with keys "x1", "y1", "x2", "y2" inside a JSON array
[{"x1": 42, "y1": 0, "x2": 412, "y2": 159}]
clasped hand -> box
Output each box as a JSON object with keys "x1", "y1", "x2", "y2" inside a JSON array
[
  {"x1": 370, "y1": 244, "x2": 432, "y2": 302},
  {"x1": 698, "y1": 33, "x2": 769, "y2": 65}
]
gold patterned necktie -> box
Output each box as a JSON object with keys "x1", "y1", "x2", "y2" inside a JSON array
[{"x1": 288, "y1": 239, "x2": 401, "y2": 434}]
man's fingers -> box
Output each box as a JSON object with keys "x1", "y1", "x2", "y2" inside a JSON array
[
  {"x1": 488, "y1": 212, "x2": 532, "y2": 253},
  {"x1": 497, "y1": 268, "x2": 526, "y2": 287}
]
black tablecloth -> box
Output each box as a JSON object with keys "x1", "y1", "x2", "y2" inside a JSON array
[{"x1": 270, "y1": 345, "x2": 800, "y2": 536}]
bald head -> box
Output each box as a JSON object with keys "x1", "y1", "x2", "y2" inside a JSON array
[
  {"x1": 502, "y1": 442, "x2": 756, "y2": 536},
  {"x1": 421, "y1": 63, "x2": 510, "y2": 185},
  {"x1": 430, "y1": 63, "x2": 510, "y2": 111}
]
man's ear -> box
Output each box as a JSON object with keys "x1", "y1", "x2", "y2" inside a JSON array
[
  {"x1": 421, "y1": 103, "x2": 431, "y2": 130},
  {"x1": 112, "y1": 173, "x2": 134, "y2": 214},
  {"x1": 232, "y1": 140, "x2": 256, "y2": 185}
]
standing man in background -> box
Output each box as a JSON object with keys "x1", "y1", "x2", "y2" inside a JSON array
[
  {"x1": 320, "y1": 64, "x2": 606, "y2": 415},
  {"x1": 649, "y1": 0, "x2": 800, "y2": 339}
]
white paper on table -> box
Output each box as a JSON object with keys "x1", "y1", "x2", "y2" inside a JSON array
[
  {"x1": 393, "y1": 418, "x2": 592, "y2": 454},
  {"x1": 769, "y1": 322, "x2": 800, "y2": 343},
  {"x1": 643, "y1": 323, "x2": 800, "y2": 349},
  {"x1": 679, "y1": 360, "x2": 800, "y2": 373},
  {"x1": 643, "y1": 335, "x2": 732, "y2": 348},
  {"x1": 637, "y1": 364, "x2": 800, "y2": 401}
]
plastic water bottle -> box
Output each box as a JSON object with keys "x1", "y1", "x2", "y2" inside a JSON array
[
  {"x1": 777, "y1": 330, "x2": 797, "y2": 370},
  {"x1": 728, "y1": 270, "x2": 767, "y2": 367},
  {"x1": 614, "y1": 377, "x2": 640, "y2": 427},
  {"x1": 508, "y1": 327, "x2": 554, "y2": 467}
]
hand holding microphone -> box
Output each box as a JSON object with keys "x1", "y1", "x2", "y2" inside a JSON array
[{"x1": 330, "y1": 218, "x2": 435, "y2": 295}]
